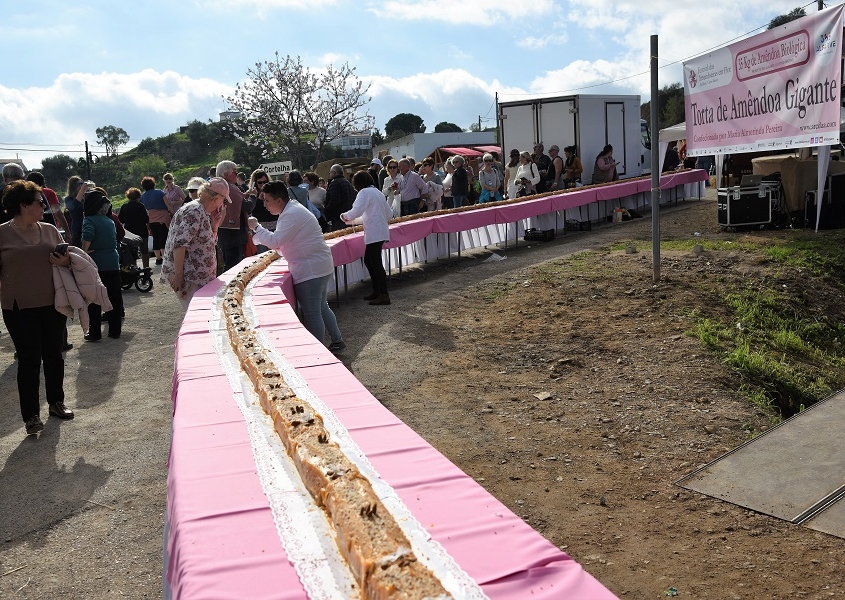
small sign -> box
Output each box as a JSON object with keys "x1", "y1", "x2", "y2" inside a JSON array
[{"x1": 259, "y1": 161, "x2": 293, "y2": 176}]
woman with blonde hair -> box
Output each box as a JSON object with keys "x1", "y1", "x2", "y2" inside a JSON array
[
  {"x1": 381, "y1": 159, "x2": 403, "y2": 217},
  {"x1": 514, "y1": 151, "x2": 541, "y2": 197}
]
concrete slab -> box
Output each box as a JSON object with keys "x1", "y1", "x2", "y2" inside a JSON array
[{"x1": 676, "y1": 389, "x2": 845, "y2": 538}]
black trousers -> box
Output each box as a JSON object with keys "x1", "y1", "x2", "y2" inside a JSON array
[
  {"x1": 2, "y1": 304, "x2": 67, "y2": 420},
  {"x1": 217, "y1": 228, "x2": 244, "y2": 272},
  {"x1": 87, "y1": 270, "x2": 123, "y2": 338},
  {"x1": 363, "y1": 241, "x2": 387, "y2": 295}
]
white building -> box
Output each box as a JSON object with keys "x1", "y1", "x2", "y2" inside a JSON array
[
  {"x1": 374, "y1": 132, "x2": 497, "y2": 162},
  {"x1": 334, "y1": 130, "x2": 372, "y2": 154}
]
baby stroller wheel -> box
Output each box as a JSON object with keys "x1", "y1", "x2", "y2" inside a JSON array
[{"x1": 135, "y1": 276, "x2": 153, "y2": 293}]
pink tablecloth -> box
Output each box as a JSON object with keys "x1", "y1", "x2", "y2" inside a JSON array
[{"x1": 165, "y1": 258, "x2": 617, "y2": 599}]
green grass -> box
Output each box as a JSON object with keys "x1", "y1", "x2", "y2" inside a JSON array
[
  {"x1": 607, "y1": 235, "x2": 845, "y2": 421},
  {"x1": 689, "y1": 282, "x2": 844, "y2": 419}
]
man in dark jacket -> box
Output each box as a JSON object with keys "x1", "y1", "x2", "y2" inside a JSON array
[
  {"x1": 323, "y1": 164, "x2": 356, "y2": 231},
  {"x1": 533, "y1": 143, "x2": 552, "y2": 193}
]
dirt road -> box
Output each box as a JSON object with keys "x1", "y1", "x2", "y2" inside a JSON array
[{"x1": 1, "y1": 190, "x2": 842, "y2": 599}]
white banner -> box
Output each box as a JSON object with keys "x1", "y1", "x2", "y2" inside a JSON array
[
  {"x1": 259, "y1": 161, "x2": 293, "y2": 176},
  {"x1": 684, "y1": 4, "x2": 844, "y2": 156}
]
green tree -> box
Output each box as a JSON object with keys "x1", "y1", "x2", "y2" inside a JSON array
[
  {"x1": 40, "y1": 154, "x2": 79, "y2": 189},
  {"x1": 95, "y1": 125, "x2": 130, "y2": 156},
  {"x1": 371, "y1": 128, "x2": 384, "y2": 147},
  {"x1": 226, "y1": 53, "x2": 373, "y2": 170},
  {"x1": 768, "y1": 8, "x2": 806, "y2": 29},
  {"x1": 641, "y1": 83, "x2": 685, "y2": 130},
  {"x1": 434, "y1": 121, "x2": 463, "y2": 133},
  {"x1": 128, "y1": 155, "x2": 167, "y2": 185},
  {"x1": 186, "y1": 119, "x2": 214, "y2": 149},
  {"x1": 385, "y1": 113, "x2": 425, "y2": 140}
]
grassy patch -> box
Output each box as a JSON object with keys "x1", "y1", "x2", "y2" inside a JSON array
[{"x1": 688, "y1": 282, "x2": 844, "y2": 419}]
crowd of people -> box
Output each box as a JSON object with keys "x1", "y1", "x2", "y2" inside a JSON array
[{"x1": 0, "y1": 141, "x2": 627, "y2": 437}]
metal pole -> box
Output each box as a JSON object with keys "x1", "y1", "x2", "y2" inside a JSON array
[
  {"x1": 85, "y1": 141, "x2": 91, "y2": 179},
  {"x1": 650, "y1": 35, "x2": 660, "y2": 283}
]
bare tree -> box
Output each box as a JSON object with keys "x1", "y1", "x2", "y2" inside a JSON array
[{"x1": 226, "y1": 53, "x2": 373, "y2": 169}]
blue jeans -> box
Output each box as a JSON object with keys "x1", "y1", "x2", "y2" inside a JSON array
[
  {"x1": 452, "y1": 195, "x2": 466, "y2": 208},
  {"x1": 294, "y1": 274, "x2": 343, "y2": 345}
]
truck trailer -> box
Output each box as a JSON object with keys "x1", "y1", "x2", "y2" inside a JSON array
[{"x1": 498, "y1": 94, "x2": 651, "y2": 184}]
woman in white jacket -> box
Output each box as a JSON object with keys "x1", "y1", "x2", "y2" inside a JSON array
[
  {"x1": 380, "y1": 159, "x2": 403, "y2": 217},
  {"x1": 514, "y1": 151, "x2": 541, "y2": 197},
  {"x1": 342, "y1": 171, "x2": 393, "y2": 305}
]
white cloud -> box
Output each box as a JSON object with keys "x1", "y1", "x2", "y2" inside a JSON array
[
  {"x1": 375, "y1": 0, "x2": 557, "y2": 26},
  {"x1": 517, "y1": 32, "x2": 569, "y2": 50},
  {"x1": 364, "y1": 68, "x2": 524, "y2": 131},
  {"x1": 0, "y1": 70, "x2": 234, "y2": 168}
]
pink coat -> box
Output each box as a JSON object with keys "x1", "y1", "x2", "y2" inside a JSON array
[{"x1": 53, "y1": 246, "x2": 113, "y2": 332}]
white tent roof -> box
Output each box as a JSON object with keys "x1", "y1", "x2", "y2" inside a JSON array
[{"x1": 658, "y1": 122, "x2": 687, "y2": 143}]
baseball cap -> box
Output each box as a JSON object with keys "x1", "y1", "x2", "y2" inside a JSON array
[
  {"x1": 206, "y1": 177, "x2": 231, "y2": 203},
  {"x1": 370, "y1": 158, "x2": 383, "y2": 167}
]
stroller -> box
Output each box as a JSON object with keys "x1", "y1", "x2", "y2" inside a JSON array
[{"x1": 119, "y1": 231, "x2": 153, "y2": 293}]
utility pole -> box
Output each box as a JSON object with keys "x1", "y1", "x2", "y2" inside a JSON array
[
  {"x1": 84, "y1": 141, "x2": 92, "y2": 179},
  {"x1": 478, "y1": 115, "x2": 481, "y2": 132}
]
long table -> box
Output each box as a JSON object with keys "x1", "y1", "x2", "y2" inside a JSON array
[{"x1": 165, "y1": 172, "x2": 707, "y2": 598}]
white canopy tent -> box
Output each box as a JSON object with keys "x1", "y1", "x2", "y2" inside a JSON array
[{"x1": 658, "y1": 113, "x2": 845, "y2": 231}]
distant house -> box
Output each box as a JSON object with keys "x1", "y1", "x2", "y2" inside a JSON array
[
  {"x1": 0, "y1": 158, "x2": 28, "y2": 173},
  {"x1": 333, "y1": 130, "x2": 372, "y2": 156},
  {"x1": 219, "y1": 111, "x2": 242, "y2": 122},
  {"x1": 373, "y1": 132, "x2": 497, "y2": 164}
]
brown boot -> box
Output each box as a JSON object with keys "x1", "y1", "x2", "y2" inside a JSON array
[{"x1": 368, "y1": 294, "x2": 391, "y2": 305}]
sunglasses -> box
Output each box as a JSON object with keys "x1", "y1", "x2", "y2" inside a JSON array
[
  {"x1": 256, "y1": 180, "x2": 269, "y2": 185},
  {"x1": 388, "y1": 166, "x2": 398, "y2": 170}
]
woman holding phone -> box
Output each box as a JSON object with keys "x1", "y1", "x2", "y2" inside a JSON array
[
  {"x1": 0, "y1": 180, "x2": 75, "y2": 435},
  {"x1": 592, "y1": 144, "x2": 620, "y2": 184}
]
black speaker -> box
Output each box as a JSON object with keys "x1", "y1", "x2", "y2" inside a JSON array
[{"x1": 718, "y1": 188, "x2": 771, "y2": 227}]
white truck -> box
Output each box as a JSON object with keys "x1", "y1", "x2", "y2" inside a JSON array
[{"x1": 498, "y1": 94, "x2": 651, "y2": 183}]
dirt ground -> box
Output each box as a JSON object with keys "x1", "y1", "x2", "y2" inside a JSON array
[{"x1": 1, "y1": 189, "x2": 844, "y2": 599}]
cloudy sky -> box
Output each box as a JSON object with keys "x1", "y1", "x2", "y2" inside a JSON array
[{"x1": 0, "y1": 0, "x2": 817, "y2": 169}]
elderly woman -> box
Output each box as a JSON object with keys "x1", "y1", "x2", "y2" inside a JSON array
[
  {"x1": 82, "y1": 189, "x2": 123, "y2": 341},
  {"x1": 118, "y1": 187, "x2": 150, "y2": 269},
  {"x1": 247, "y1": 181, "x2": 346, "y2": 353},
  {"x1": 477, "y1": 153, "x2": 502, "y2": 203},
  {"x1": 450, "y1": 155, "x2": 469, "y2": 208},
  {"x1": 0, "y1": 180, "x2": 75, "y2": 434},
  {"x1": 160, "y1": 177, "x2": 228, "y2": 309},
  {"x1": 140, "y1": 176, "x2": 173, "y2": 265},
  {"x1": 342, "y1": 171, "x2": 393, "y2": 305}
]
